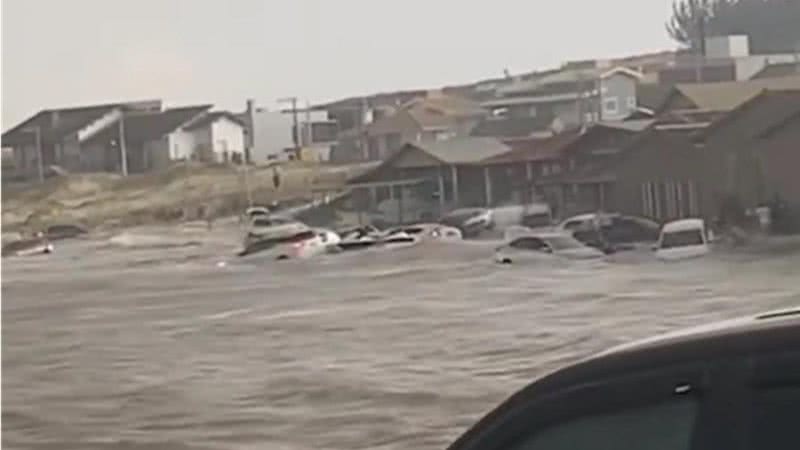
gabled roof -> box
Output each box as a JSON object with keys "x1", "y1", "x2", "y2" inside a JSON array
[
  {"x1": 87, "y1": 105, "x2": 212, "y2": 145},
  {"x1": 2, "y1": 103, "x2": 122, "y2": 146},
  {"x1": 485, "y1": 130, "x2": 583, "y2": 164},
  {"x1": 695, "y1": 89, "x2": 800, "y2": 141},
  {"x1": 184, "y1": 111, "x2": 246, "y2": 130},
  {"x1": 363, "y1": 94, "x2": 485, "y2": 135},
  {"x1": 407, "y1": 137, "x2": 510, "y2": 164},
  {"x1": 661, "y1": 75, "x2": 800, "y2": 113},
  {"x1": 750, "y1": 62, "x2": 800, "y2": 80}
]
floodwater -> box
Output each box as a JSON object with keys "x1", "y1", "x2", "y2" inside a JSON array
[{"x1": 3, "y1": 227, "x2": 800, "y2": 450}]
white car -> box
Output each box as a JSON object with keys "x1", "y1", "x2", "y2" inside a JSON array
[
  {"x1": 495, "y1": 232, "x2": 604, "y2": 264},
  {"x1": 1, "y1": 235, "x2": 54, "y2": 257},
  {"x1": 654, "y1": 218, "x2": 711, "y2": 261},
  {"x1": 441, "y1": 208, "x2": 494, "y2": 238},
  {"x1": 384, "y1": 223, "x2": 463, "y2": 242},
  {"x1": 337, "y1": 226, "x2": 382, "y2": 252}
]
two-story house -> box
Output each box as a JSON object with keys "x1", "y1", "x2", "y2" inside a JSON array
[{"x1": 480, "y1": 66, "x2": 644, "y2": 133}]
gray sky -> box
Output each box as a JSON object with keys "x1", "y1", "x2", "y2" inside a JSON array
[{"x1": 2, "y1": 0, "x2": 675, "y2": 129}]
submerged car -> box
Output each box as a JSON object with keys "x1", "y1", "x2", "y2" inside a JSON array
[
  {"x1": 655, "y1": 218, "x2": 711, "y2": 261},
  {"x1": 559, "y1": 212, "x2": 660, "y2": 253},
  {"x1": 243, "y1": 214, "x2": 309, "y2": 247},
  {"x1": 494, "y1": 232, "x2": 604, "y2": 264},
  {"x1": 441, "y1": 208, "x2": 494, "y2": 238},
  {"x1": 447, "y1": 308, "x2": 800, "y2": 450},
  {"x1": 1, "y1": 234, "x2": 54, "y2": 257},
  {"x1": 383, "y1": 223, "x2": 463, "y2": 242},
  {"x1": 336, "y1": 226, "x2": 382, "y2": 251}
]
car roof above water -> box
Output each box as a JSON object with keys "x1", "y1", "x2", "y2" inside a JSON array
[{"x1": 661, "y1": 218, "x2": 705, "y2": 233}]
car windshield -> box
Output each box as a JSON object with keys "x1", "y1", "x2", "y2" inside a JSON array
[{"x1": 660, "y1": 230, "x2": 704, "y2": 249}]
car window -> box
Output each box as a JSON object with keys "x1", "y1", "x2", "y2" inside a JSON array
[
  {"x1": 660, "y1": 230, "x2": 704, "y2": 248},
  {"x1": 545, "y1": 235, "x2": 584, "y2": 250},
  {"x1": 510, "y1": 237, "x2": 548, "y2": 250},
  {"x1": 508, "y1": 397, "x2": 698, "y2": 450},
  {"x1": 748, "y1": 386, "x2": 800, "y2": 450}
]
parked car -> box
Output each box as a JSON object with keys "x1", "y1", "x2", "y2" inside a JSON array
[
  {"x1": 655, "y1": 218, "x2": 711, "y2": 261},
  {"x1": 447, "y1": 308, "x2": 800, "y2": 450},
  {"x1": 494, "y1": 232, "x2": 604, "y2": 264}
]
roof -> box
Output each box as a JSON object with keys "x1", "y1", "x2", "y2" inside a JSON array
[
  {"x1": 664, "y1": 75, "x2": 800, "y2": 112},
  {"x1": 486, "y1": 130, "x2": 582, "y2": 164},
  {"x1": 696, "y1": 89, "x2": 800, "y2": 141},
  {"x1": 662, "y1": 218, "x2": 705, "y2": 232},
  {"x1": 448, "y1": 308, "x2": 800, "y2": 450},
  {"x1": 2, "y1": 103, "x2": 122, "y2": 146},
  {"x1": 408, "y1": 137, "x2": 510, "y2": 164},
  {"x1": 87, "y1": 105, "x2": 212, "y2": 145},
  {"x1": 470, "y1": 116, "x2": 555, "y2": 139},
  {"x1": 183, "y1": 111, "x2": 246, "y2": 130},
  {"x1": 750, "y1": 62, "x2": 800, "y2": 80},
  {"x1": 2, "y1": 100, "x2": 163, "y2": 146},
  {"x1": 636, "y1": 83, "x2": 675, "y2": 111}
]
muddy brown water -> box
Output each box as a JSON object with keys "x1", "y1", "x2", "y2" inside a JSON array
[{"x1": 3, "y1": 231, "x2": 800, "y2": 449}]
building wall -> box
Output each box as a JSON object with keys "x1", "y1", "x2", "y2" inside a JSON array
[
  {"x1": 210, "y1": 117, "x2": 245, "y2": 159},
  {"x1": 614, "y1": 130, "x2": 706, "y2": 222},
  {"x1": 600, "y1": 74, "x2": 637, "y2": 121},
  {"x1": 168, "y1": 129, "x2": 195, "y2": 160},
  {"x1": 758, "y1": 123, "x2": 800, "y2": 208}
]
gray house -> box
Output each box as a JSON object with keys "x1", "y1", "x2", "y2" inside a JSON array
[{"x1": 480, "y1": 66, "x2": 643, "y2": 131}]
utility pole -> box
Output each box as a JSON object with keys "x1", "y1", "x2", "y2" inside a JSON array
[
  {"x1": 119, "y1": 114, "x2": 129, "y2": 176},
  {"x1": 694, "y1": 5, "x2": 707, "y2": 83}
]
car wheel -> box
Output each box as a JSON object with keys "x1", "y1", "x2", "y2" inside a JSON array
[{"x1": 500, "y1": 257, "x2": 512, "y2": 264}]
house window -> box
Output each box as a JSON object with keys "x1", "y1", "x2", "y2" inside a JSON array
[
  {"x1": 529, "y1": 105, "x2": 538, "y2": 117},
  {"x1": 604, "y1": 98, "x2": 619, "y2": 115}
]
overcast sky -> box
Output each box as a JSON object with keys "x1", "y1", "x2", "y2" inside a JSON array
[{"x1": 2, "y1": 0, "x2": 676, "y2": 129}]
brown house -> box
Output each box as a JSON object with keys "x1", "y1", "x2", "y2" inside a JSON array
[
  {"x1": 614, "y1": 89, "x2": 800, "y2": 225},
  {"x1": 694, "y1": 90, "x2": 800, "y2": 221}
]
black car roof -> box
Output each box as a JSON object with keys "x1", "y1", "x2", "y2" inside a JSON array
[{"x1": 448, "y1": 308, "x2": 800, "y2": 450}]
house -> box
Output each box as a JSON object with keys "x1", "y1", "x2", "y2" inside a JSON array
[
  {"x1": 1, "y1": 100, "x2": 161, "y2": 180},
  {"x1": 657, "y1": 36, "x2": 800, "y2": 84},
  {"x1": 340, "y1": 93, "x2": 487, "y2": 161},
  {"x1": 693, "y1": 89, "x2": 800, "y2": 221},
  {"x1": 613, "y1": 89, "x2": 800, "y2": 225},
  {"x1": 348, "y1": 136, "x2": 510, "y2": 220},
  {"x1": 81, "y1": 105, "x2": 218, "y2": 173},
  {"x1": 2, "y1": 100, "x2": 247, "y2": 179},
  {"x1": 181, "y1": 111, "x2": 246, "y2": 163},
  {"x1": 481, "y1": 66, "x2": 644, "y2": 129},
  {"x1": 526, "y1": 120, "x2": 652, "y2": 218},
  {"x1": 656, "y1": 75, "x2": 800, "y2": 114}
]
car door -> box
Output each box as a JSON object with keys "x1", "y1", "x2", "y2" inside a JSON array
[
  {"x1": 448, "y1": 361, "x2": 740, "y2": 450},
  {"x1": 743, "y1": 347, "x2": 800, "y2": 450}
]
